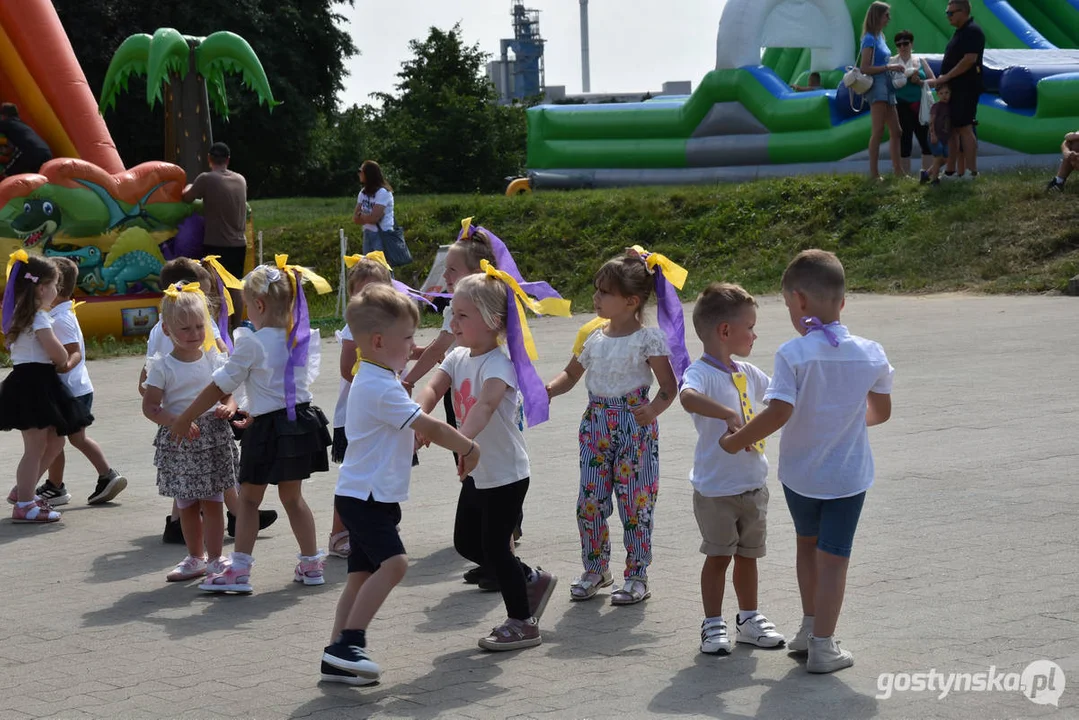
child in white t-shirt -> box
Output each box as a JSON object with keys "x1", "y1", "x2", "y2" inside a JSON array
[
  {"x1": 321, "y1": 284, "x2": 478, "y2": 686},
  {"x1": 679, "y1": 283, "x2": 785, "y2": 656},
  {"x1": 720, "y1": 250, "x2": 893, "y2": 674}
]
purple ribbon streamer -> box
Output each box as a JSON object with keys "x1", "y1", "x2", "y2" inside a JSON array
[
  {"x1": 653, "y1": 270, "x2": 690, "y2": 382},
  {"x1": 215, "y1": 274, "x2": 233, "y2": 352},
  {"x1": 284, "y1": 269, "x2": 311, "y2": 422},
  {"x1": 503, "y1": 294, "x2": 549, "y2": 428},
  {"x1": 459, "y1": 225, "x2": 563, "y2": 302},
  {"x1": 392, "y1": 279, "x2": 437, "y2": 309},
  {"x1": 2, "y1": 260, "x2": 22, "y2": 336},
  {"x1": 802, "y1": 316, "x2": 841, "y2": 347},
  {"x1": 702, "y1": 353, "x2": 740, "y2": 374}
]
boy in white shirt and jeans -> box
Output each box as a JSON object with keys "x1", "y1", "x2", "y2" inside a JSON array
[
  {"x1": 721, "y1": 250, "x2": 893, "y2": 673},
  {"x1": 321, "y1": 285, "x2": 479, "y2": 686},
  {"x1": 680, "y1": 283, "x2": 785, "y2": 655}
]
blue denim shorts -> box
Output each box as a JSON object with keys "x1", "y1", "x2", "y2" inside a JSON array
[
  {"x1": 930, "y1": 140, "x2": 949, "y2": 158},
  {"x1": 782, "y1": 485, "x2": 866, "y2": 558},
  {"x1": 866, "y1": 73, "x2": 896, "y2": 106}
]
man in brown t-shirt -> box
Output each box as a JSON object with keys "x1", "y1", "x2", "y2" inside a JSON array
[{"x1": 183, "y1": 142, "x2": 247, "y2": 323}]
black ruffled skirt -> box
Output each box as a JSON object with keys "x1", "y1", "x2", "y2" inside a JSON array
[
  {"x1": 239, "y1": 402, "x2": 331, "y2": 485},
  {"x1": 0, "y1": 363, "x2": 93, "y2": 436}
]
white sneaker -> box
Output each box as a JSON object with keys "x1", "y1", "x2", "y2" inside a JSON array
[
  {"x1": 700, "y1": 618, "x2": 732, "y2": 655},
  {"x1": 735, "y1": 612, "x2": 786, "y2": 648},
  {"x1": 807, "y1": 635, "x2": 854, "y2": 673},
  {"x1": 166, "y1": 555, "x2": 208, "y2": 582},
  {"x1": 788, "y1": 615, "x2": 813, "y2": 653}
]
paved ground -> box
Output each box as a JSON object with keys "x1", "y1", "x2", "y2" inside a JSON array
[{"x1": 0, "y1": 293, "x2": 1076, "y2": 720}]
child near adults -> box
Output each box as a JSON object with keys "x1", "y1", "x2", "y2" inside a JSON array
[
  {"x1": 35, "y1": 257, "x2": 127, "y2": 505},
  {"x1": 546, "y1": 249, "x2": 685, "y2": 605},
  {"x1": 141, "y1": 258, "x2": 276, "y2": 543},
  {"x1": 679, "y1": 283, "x2": 785, "y2": 654},
  {"x1": 860, "y1": 2, "x2": 906, "y2": 178},
  {"x1": 1046, "y1": 131, "x2": 1079, "y2": 192},
  {"x1": 719, "y1": 250, "x2": 893, "y2": 674},
  {"x1": 415, "y1": 269, "x2": 562, "y2": 650},
  {"x1": 924, "y1": 83, "x2": 953, "y2": 185},
  {"x1": 0, "y1": 252, "x2": 90, "y2": 523},
  {"x1": 173, "y1": 258, "x2": 332, "y2": 594},
  {"x1": 142, "y1": 283, "x2": 239, "y2": 582},
  {"x1": 329, "y1": 253, "x2": 395, "y2": 559},
  {"x1": 790, "y1": 72, "x2": 821, "y2": 92},
  {"x1": 321, "y1": 284, "x2": 480, "y2": 684}
]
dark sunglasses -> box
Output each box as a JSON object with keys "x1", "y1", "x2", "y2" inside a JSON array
[
  {"x1": 945, "y1": 10, "x2": 957, "y2": 16},
  {"x1": 896, "y1": 41, "x2": 911, "y2": 47}
]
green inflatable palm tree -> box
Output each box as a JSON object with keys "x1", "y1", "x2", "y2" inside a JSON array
[{"x1": 99, "y1": 29, "x2": 280, "y2": 180}]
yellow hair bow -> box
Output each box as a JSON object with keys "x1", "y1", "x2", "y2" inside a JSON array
[
  {"x1": 202, "y1": 255, "x2": 243, "y2": 316},
  {"x1": 629, "y1": 245, "x2": 688, "y2": 290},
  {"x1": 162, "y1": 282, "x2": 216, "y2": 352},
  {"x1": 6, "y1": 248, "x2": 29, "y2": 277},
  {"x1": 274, "y1": 254, "x2": 333, "y2": 295},
  {"x1": 572, "y1": 316, "x2": 609, "y2": 357},
  {"x1": 343, "y1": 252, "x2": 391, "y2": 271},
  {"x1": 461, "y1": 217, "x2": 474, "y2": 237},
  {"x1": 480, "y1": 259, "x2": 571, "y2": 361}
]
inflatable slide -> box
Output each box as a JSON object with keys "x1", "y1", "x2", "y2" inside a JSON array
[{"x1": 525, "y1": 0, "x2": 1079, "y2": 188}]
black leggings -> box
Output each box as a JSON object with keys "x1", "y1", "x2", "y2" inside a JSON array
[
  {"x1": 896, "y1": 100, "x2": 931, "y2": 159},
  {"x1": 454, "y1": 477, "x2": 531, "y2": 620}
]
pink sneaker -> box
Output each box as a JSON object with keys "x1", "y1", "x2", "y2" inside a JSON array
[
  {"x1": 294, "y1": 553, "x2": 326, "y2": 586},
  {"x1": 166, "y1": 555, "x2": 208, "y2": 582},
  {"x1": 11, "y1": 501, "x2": 60, "y2": 524},
  {"x1": 6, "y1": 486, "x2": 16, "y2": 505},
  {"x1": 199, "y1": 562, "x2": 253, "y2": 594}
]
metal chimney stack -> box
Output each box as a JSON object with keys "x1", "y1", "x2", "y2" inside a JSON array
[{"x1": 580, "y1": 0, "x2": 591, "y2": 93}]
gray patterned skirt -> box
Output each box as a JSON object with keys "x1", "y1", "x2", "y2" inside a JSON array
[{"x1": 153, "y1": 415, "x2": 240, "y2": 499}]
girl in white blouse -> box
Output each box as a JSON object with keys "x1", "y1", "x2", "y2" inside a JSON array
[{"x1": 546, "y1": 253, "x2": 678, "y2": 606}]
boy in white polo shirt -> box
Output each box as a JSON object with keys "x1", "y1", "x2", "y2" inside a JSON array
[
  {"x1": 721, "y1": 250, "x2": 893, "y2": 674},
  {"x1": 680, "y1": 282, "x2": 785, "y2": 656},
  {"x1": 321, "y1": 284, "x2": 480, "y2": 686}
]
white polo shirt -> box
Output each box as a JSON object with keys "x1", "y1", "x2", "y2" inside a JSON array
[
  {"x1": 681, "y1": 358, "x2": 769, "y2": 497},
  {"x1": 765, "y1": 325, "x2": 894, "y2": 500},
  {"x1": 336, "y1": 361, "x2": 422, "y2": 503}
]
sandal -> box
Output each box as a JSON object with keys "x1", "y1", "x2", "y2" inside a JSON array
[
  {"x1": 610, "y1": 577, "x2": 650, "y2": 606},
  {"x1": 328, "y1": 531, "x2": 351, "y2": 559},
  {"x1": 569, "y1": 570, "x2": 613, "y2": 601}
]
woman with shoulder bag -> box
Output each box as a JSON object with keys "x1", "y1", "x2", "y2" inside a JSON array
[
  {"x1": 891, "y1": 30, "x2": 937, "y2": 177},
  {"x1": 352, "y1": 161, "x2": 411, "y2": 265},
  {"x1": 860, "y1": 2, "x2": 906, "y2": 179}
]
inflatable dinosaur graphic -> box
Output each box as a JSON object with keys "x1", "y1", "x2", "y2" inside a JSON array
[{"x1": 11, "y1": 198, "x2": 60, "y2": 249}]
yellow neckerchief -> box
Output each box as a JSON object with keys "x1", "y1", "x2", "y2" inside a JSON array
[
  {"x1": 273, "y1": 254, "x2": 332, "y2": 346},
  {"x1": 572, "y1": 316, "x2": 609, "y2": 357},
  {"x1": 71, "y1": 300, "x2": 86, "y2": 313},
  {"x1": 479, "y1": 259, "x2": 571, "y2": 361},
  {"x1": 6, "y1": 248, "x2": 29, "y2": 277},
  {"x1": 628, "y1": 244, "x2": 688, "y2": 290},
  {"x1": 162, "y1": 281, "x2": 216, "y2": 352},
  {"x1": 202, "y1": 255, "x2": 244, "y2": 316},
  {"x1": 343, "y1": 251, "x2": 391, "y2": 272}
]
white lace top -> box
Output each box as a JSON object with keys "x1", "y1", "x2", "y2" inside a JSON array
[{"x1": 578, "y1": 326, "x2": 668, "y2": 397}]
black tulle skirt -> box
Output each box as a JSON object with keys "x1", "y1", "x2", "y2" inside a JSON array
[
  {"x1": 239, "y1": 402, "x2": 331, "y2": 485},
  {"x1": 0, "y1": 363, "x2": 93, "y2": 436}
]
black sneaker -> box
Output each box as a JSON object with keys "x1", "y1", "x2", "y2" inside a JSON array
[
  {"x1": 87, "y1": 470, "x2": 127, "y2": 505},
  {"x1": 919, "y1": 170, "x2": 930, "y2": 185},
  {"x1": 226, "y1": 509, "x2": 280, "y2": 537},
  {"x1": 319, "y1": 660, "x2": 377, "y2": 686},
  {"x1": 463, "y1": 566, "x2": 487, "y2": 585},
  {"x1": 1047, "y1": 178, "x2": 1064, "y2": 192},
  {"x1": 322, "y1": 643, "x2": 381, "y2": 680},
  {"x1": 35, "y1": 482, "x2": 71, "y2": 506},
  {"x1": 478, "y1": 574, "x2": 501, "y2": 593},
  {"x1": 162, "y1": 515, "x2": 185, "y2": 544}
]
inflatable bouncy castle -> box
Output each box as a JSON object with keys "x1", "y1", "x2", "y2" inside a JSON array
[{"x1": 524, "y1": 0, "x2": 1079, "y2": 188}]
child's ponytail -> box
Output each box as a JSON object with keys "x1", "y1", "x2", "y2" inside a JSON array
[{"x1": 3, "y1": 251, "x2": 57, "y2": 344}]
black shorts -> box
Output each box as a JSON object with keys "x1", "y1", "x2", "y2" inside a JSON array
[
  {"x1": 335, "y1": 494, "x2": 405, "y2": 573},
  {"x1": 73, "y1": 392, "x2": 94, "y2": 415},
  {"x1": 203, "y1": 244, "x2": 247, "y2": 280},
  {"x1": 949, "y1": 87, "x2": 980, "y2": 129}
]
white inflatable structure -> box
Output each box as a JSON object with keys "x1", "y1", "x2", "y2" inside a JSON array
[{"x1": 715, "y1": 0, "x2": 855, "y2": 71}]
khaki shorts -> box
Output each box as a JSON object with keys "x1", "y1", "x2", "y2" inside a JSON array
[{"x1": 693, "y1": 486, "x2": 769, "y2": 558}]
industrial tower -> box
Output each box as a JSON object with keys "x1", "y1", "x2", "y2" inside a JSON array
[{"x1": 497, "y1": 1, "x2": 545, "y2": 102}]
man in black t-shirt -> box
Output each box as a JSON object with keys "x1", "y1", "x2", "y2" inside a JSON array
[
  {"x1": 0, "y1": 103, "x2": 53, "y2": 177},
  {"x1": 931, "y1": 0, "x2": 984, "y2": 177}
]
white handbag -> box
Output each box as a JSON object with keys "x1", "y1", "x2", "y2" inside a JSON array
[
  {"x1": 919, "y1": 80, "x2": 935, "y2": 126},
  {"x1": 843, "y1": 66, "x2": 873, "y2": 95}
]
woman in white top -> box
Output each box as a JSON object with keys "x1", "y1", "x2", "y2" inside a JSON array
[{"x1": 352, "y1": 160, "x2": 395, "y2": 255}]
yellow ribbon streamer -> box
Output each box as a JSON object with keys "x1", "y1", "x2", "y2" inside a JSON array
[
  {"x1": 274, "y1": 254, "x2": 333, "y2": 349},
  {"x1": 162, "y1": 281, "x2": 216, "y2": 352},
  {"x1": 629, "y1": 245, "x2": 688, "y2": 290},
  {"x1": 343, "y1": 252, "x2": 391, "y2": 271},
  {"x1": 572, "y1": 316, "x2": 609, "y2": 357},
  {"x1": 460, "y1": 217, "x2": 474, "y2": 238},
  {"x1": 480, "y1": 259, "x2": 571, "y2": 362},
  {"x1": 71, "y1": 300, "x2": 86, "y2": 313},
  {"x1": 201, "y1": 255, "x2": 241, "y2": 316},
  {"x1": 6, "y1": 248, "x2": 29, "y2": 277}
]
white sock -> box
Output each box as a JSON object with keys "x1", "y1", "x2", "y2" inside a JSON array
[
  {"x1": 737, "y1": 610, "x2": 758, "y2": 622},
  {"x1": 1056, "y1": 176, "x2": 1066, "y2": 184},
  {"x1": 16, "y1": 500, "x2": 35, "y2": 508},
  {"x1": 810, "y1": 634, "x2": 831, "y2": 642},
  {"x1": 231, "y1": 552, "x2": 254, "y2": 567},
  {"x1": 705, "y1": 615, "x2": 725, "y2": 625}
]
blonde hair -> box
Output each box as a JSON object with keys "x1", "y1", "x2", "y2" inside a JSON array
[
  {"x1": 863, "y1": 1, "x2": 890, "y2": 36},
  {"x1": 347, "y1": 258, "x2": 392, "y2": 296},
  {"x1": 452, "y1": 273, "x2": 508, "y2": 333},
  {"x1": 160, "y1": 282, "x2": 211, "y2": 332},
  {"x1": 692, "y1": 282, "x2": 757, "y2": 340},
  {"x1": 242, "y1": 264, "x2": 293, "y2": 327},
  {"x1": 450, "y1": 230, "x2": 497, "y2": 273},
  {"x1": 346, "y1": 284, "x2": 419, "y2": 337},
  {"x1": 781, "y1": 249, "x2": 846, "y2": 303}
]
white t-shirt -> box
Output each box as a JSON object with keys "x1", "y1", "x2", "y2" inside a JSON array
[
  {"x1": 9, "y1": 310, "x2": 53, "y2": 365},
  {"x1": 50, "y1": 301, "x2": 92, "y2": 397},
  {"x1": 336, "y1": 362, "x2": 422, "y2": 503},
  {"x1": 332, "y1": 324, "x2": 354, "y2": 428},
  {"x1": 578, "y1": 326, "x2": 668, "y2": 397},
  {"x1": 146, "y1": 319, "x2": 223, "y2": 360},
  {"x1": 439, "y1": 346, "x2": 529, "y2": 489},
  {"x1": 144, "y1": 351, "x2": 224, "y2": 416},
  {"x1": 358, "y1": 187, "x2": 394, "y2": 231},
  {"x1": 212, "y1": 326, "x2": 320, "y2": 417},
  {"x1": 681, "y1": 359, "x2": 770, "y2": 497},
  {"x1": 765, "y1": 324, "x2": 894, "y2": 500}
]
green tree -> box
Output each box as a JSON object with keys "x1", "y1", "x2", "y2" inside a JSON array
[{"x1": 369, "y1": 25, "x2": 526, "y2": 194}]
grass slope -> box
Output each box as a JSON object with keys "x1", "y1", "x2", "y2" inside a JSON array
[{"x1": 253, "y1": 169, "x2": 1078, "y2": 320}]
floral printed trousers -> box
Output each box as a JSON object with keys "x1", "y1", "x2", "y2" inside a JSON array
[{"x1": 577, "y1": 387, "x2": 660, "y2": 581}]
